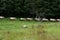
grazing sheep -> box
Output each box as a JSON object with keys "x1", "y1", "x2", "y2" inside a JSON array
[
  {"x1": 0, "y1": 16, "x2": 4, "y2": 19},
  {"x1": 23, "y1": 25, "x2": 27, "y2": 28},
  {"x1": 57, "y1": 19, "x2": 60, "y2": 21},
  {"x1": 10, "y1": 17, "x2": 16, "y2": 20},
  {"x1": 50, "y1": 19, "x2": 56, "y2": 21},
  {"x1": 20, "y1": 18, "x2": 26, "y2": 21},
  {"x1": 35, "y1": 18, "x2": 40, "y2": 21},
  {"x1": 26, "y1": 18, "x2": 33, "y2": 21},
  {"x1": 42, "y1": 18, "x2": 48, "y2": 21}
]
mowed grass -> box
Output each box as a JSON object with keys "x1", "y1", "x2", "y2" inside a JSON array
[{"x1": 0, "y1": 18, "x2": 60, "y2": 40}]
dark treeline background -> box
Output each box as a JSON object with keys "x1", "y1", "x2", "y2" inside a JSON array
[{"x1": 0, "y1": 0, "x2": 60, "y2": 19}]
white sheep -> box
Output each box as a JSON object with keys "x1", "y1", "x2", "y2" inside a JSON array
[
  {"x1": 57, "y1": 19, "x2": 60, "y2": 21},
  {"x1": 20, "y1": 18, "x2": 26, "y2": 21},
  {"x1": 23, "y1": 25, "x2": 27, "y2": 28},
  {"x1": 50, "y1": 19, "x2": 56, "y2": 21},
  {"x1": 10, "y1": 17, "x2": 16, "y2": 20},
  {"x1": 0, "y1": 16, "x2": 4, "y2": 19},
  {"x1": 42, "y1": 18, "x2": 48, "y2": 21},
  {"x1": 26, "y1": 18, "x2": 33, "y2": 21},
  {"x1": 35, "y1": 18, "x2": 40, "y2": 21}
]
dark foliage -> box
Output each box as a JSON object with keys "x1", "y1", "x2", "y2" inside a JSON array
[{"x1": 0, "y1": 0, "x2": 60, "y2": 18}]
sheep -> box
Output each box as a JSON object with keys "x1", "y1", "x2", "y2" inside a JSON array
[
  {"x1": 50, "y1": 19, "x2": 56, "y2": 21},
  {"x1": 57, "y1": 19, "x2": 60, "y2": 21},
  {"x1": 42, "y1": 18, "x2": 48, "y2": 21},
  {"x1": 0, "y1": 16, "x2": 4, "y2": 19},
  {"x1": 20, "y1": 18, "x2": 26, "y2": 21},
  {"x1": 26, "y1": 18, "x2": 33, "y2": 21},
  {"x1": 34, "y1": 18, "x2": 40, "y2": 21},
  {"x1": 10, "y1": 17, "x2": 16, "y2": 20},
  {"x1": 23, "y1": 25, "x2": 27, "y2": 28}
]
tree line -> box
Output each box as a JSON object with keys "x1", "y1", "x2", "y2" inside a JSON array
[{"x1": 0, "y1": 0, "x2": 60, "y2": 19}]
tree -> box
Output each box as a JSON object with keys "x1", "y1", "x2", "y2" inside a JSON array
[{"x1": 0, "y1": 0, "x2": 60, "y2": 19}]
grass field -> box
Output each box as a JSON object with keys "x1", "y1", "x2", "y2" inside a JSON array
[{"x1": 0, "y1": 18, "x2": 60, "y2": 40}]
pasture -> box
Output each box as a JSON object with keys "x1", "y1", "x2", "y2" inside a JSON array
[{"x1": 0, "y1": 18, "x2": 60, "y2": 40}]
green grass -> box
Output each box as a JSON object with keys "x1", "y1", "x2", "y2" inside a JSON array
[{"x1": 0, "y1": 18, "x2": 60, "y2": 40}]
